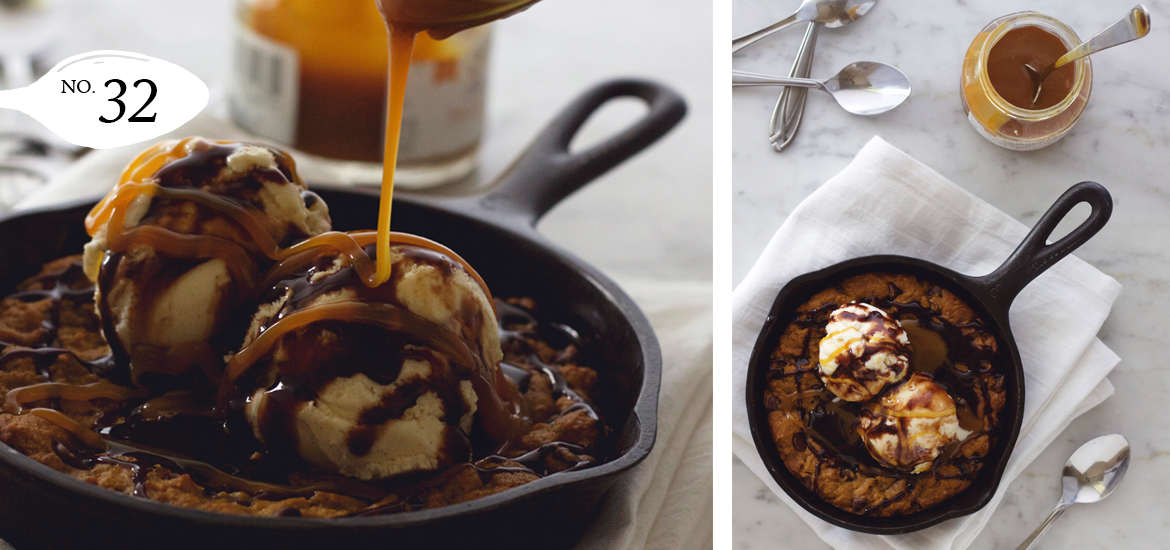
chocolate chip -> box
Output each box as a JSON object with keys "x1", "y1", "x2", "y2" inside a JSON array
[
  {"x1": 792, "y1": 433, "x2": 808, "y2": 452},
  {"x1": 53, "y1": 442, "x2": 89, "y2": 470},
  {"x1": 278, "y1": 507, "x2": 302, "y2": 517},
  {"x1": 851, "y1": 498, "x2": 867, "y2": 512}
]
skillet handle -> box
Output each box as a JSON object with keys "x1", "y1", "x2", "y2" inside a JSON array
[
  {"x1": 478, "y1": 78, "x2": 687, "y2": 227},
  {"x1": 975, "y1": 182, "x2": 1112, "y2": 309}
]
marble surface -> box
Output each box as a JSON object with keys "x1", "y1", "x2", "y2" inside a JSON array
[
  {"x1": 31, "y1": 0, "x2": 714, "y2": 285},
  {"x1": 732, "y1": 1, "x2": 1170, "y2": 548}
]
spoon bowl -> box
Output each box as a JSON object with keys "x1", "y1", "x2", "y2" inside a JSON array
[
  {"x1": 1016, "y1": 434, "x2": 1130, "y2": 550},
  {"x1": 822, "y1": 62, "x2": 911, "y2": 115},
  {"x1": 732, "y1": 0, "x2": 877, "y2": 53},
  {"x1": 800, "y1": 0, "x2": 876, "y2": 30},
  {"x1": 732, "y1": 61, "x2": 911, "y2": 116},
  {"x1": 1061, "y1": 433, "x2": 1129, "y2": 505}
]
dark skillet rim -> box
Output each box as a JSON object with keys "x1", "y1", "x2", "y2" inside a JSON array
[
  {"x1": 0, "y1": 193, "x2": 663, "y2": 531},
  {"x1": 745, "y1": 255, "x2": 1024, "y2": 534}
]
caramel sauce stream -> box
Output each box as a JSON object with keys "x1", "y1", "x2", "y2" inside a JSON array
[
  {"x1": 370, "y1": 0, "x2": 539, "y2": 284},
  {"x1": 373, "y1": 29, "x2": 416, "y2": 287}
]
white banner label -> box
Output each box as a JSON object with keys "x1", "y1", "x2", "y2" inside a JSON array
[{"x1": 0, "y1": 50, "x2": 209, "y2": 149}]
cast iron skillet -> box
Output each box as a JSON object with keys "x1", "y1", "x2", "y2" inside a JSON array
[
  {"x1": 0, "y1": 79, "x2": 685, "y2": 549},
  {"x1": 745, "y1": 182, "x2": 1112, "y2": 534}
]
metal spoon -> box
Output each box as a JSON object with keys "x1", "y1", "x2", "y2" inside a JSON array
[
  {"x1": 1015, "y1": 434, "x2": 1131, "y2": 550},
  {"x1": 768, "y1": 23, "x2": 818, "y2": 152},
  {"x1": 733, "y1": 61, "x2": 910, "y2": 116},
  {"x1": 769, "y1": 0, "x2": 877, "y2": 152},
  {"x1": 1026, "y1": 5, "x2": 1150, "y2": 105},
  {"x1": 732, "y1": 0, "x2": 876, "y2": 53}
]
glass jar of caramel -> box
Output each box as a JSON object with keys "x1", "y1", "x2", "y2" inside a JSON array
[
  {"x1": 961, "y1": 12, "x2": 1092, "y2": 151},
  {"x1": 230, "y1": 0, "x2": 490, "y2": 187}
]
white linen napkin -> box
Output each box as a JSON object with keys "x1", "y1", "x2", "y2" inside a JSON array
[
  {"x1": 1, "y1": 114, "x2": 714, "y2": 550},
  {"x1": 731, "y1": 136, "x2": 1122, "y2": 550},
  {"x1": 577, "y1": 279, "x2": 713, "y2": 550}
]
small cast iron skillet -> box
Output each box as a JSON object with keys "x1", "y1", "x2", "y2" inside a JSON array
[
  {"x1": 745, "y1": 182, "x2": 1112, "y2": 534},
  {"x1": 0, "y1": 79, "x2": 685, "y2": 549}
]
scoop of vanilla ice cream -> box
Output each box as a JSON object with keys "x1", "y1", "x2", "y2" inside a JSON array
[
  {"x1": 817, "y1": 302, "x2": 911, "y2": 401},
  {"x1": 237, "y1": 243, "x2": 502, "y2": 480},
  {"x1": 87, "y1": 138, "x2": 331, "y2": 387},
  {"x1": 246, "y1": 350, "x2": 479, "y2": 480},
  {"x1": 856, "y1": 373, "x2": 970, "y2": 473}
]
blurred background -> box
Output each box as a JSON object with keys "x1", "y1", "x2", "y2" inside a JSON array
[{"x1": 0, "y1": 0, "x2": 712, "y2": 286}]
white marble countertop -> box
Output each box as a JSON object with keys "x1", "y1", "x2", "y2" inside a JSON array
[
  {"x1": 732, "y1": 1, "x2": 1169, "y2": 548},
  {"x1": 34, "y1": 0, "x2": 713, "y2": 285}
]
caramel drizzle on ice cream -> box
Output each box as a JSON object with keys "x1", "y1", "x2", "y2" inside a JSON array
[
  {"x1": 816, "y1": 302, "x2": 912, "y2": 402},
  {"x1": 85, "y1": 138, "x2": 490, "y2": 293},
  {"x1": 225, "y1": 233, "x2": 530, "y2": 447},
  {"x1": 770, "y1": 290, "x2": 1000, "y2": 489},
  {"x1": 855, "y1": 372, "x2": 961, "y2": 472},
  {"x1": 80, "y1": 138, "x2": 526, "y2": 446}
]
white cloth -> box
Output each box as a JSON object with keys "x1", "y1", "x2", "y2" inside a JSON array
[
  {"x1": 731, "y1": 136, "x2": 1122, "y2": 550},
  {"x1": 578, "y1": 279, "x2": 713, "y2": 550},
  {"x1": 4, "y1": 115, "x2": 714, "y2": 550}
]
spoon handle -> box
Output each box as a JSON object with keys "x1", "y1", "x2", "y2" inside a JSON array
[
  {"x1": 732, "y1": 12, "x2": 801, "y2": 53},
  {"x1": 769, "y1": 22, "x2": 819, "y2": 151},
  {"x1": 0, "y1": 88, "x2": 29, "y2": 111},
  {"x1": 1015, "y1": 503, "x2": 1069, "y2": 550},
  {"x1": 1053, "y1": 5, "x2": 1151, "y2": 71},
  {"x1": 732, "y1": 71, "x2": 820, "y2": 89}
]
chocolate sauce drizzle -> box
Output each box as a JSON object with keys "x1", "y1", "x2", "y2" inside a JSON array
[
  {"x1": 769, "y1": 282, "x2": 1003, "y2": 512},
  {"x1": 824, "y1": 305, "x2": 911, "y2": 386},
  {"x1": 2, "y1": 260, "x2": 99, "y2": 350},
  {"x1": 1, "y1": 261, "x2": 604, "y2": 516},
  {"x1": 89, "y1": 139, "x2": 317, "y2": 388},
  {"x1": 494, "y1": 299, "x2": 602, "y2": 426}
]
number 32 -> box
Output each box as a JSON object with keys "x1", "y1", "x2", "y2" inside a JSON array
[{"x1": 99, "y1": 79, "x2": 158, "y2": 123}]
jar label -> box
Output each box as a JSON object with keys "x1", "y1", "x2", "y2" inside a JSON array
[
  {"x1": 229, "y1": 24, "x2": 299, "y2": 145},
  {"x1": 397, "y1": 35, "x2": 489, "y2": 163}
]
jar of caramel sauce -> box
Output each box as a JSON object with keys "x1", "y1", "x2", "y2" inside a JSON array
[
  {"x1": 230, "y1": 0, "x2": 490, "y2": 187},
  {"x1": 961, "y1": 12, "x2": 1092, "y2": 151}
]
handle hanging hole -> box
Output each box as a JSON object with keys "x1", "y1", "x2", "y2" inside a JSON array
[
  {"x1": 1045, "y1": 201, "x2": 1091, "y2": 245},
  {"x1": 568, "y1": 97, "x2": 649, "y2": 154}
]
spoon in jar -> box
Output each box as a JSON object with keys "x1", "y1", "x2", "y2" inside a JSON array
[
  {"x1": 1025, "y1": 5, "x2": 1150, "y2": 106},
  {"x1": 1015, "y1": 434, "x2": 1130, "y2": 550},
  {"x1": 732, "y1": 0, "x2": 876, "y2": 53},
  {"x1": 732, "y1": 61, "x2": 910, "y2": 115}
]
